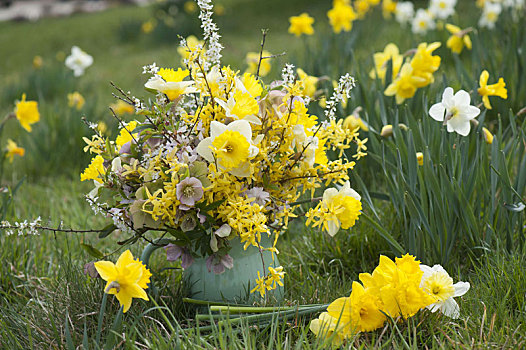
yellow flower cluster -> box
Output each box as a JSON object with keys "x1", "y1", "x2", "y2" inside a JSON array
[{"x1": 384, "y1": 42, "x2": 442, "y2": 104}]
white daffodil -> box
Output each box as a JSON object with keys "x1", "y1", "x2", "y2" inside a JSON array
[
  {"x1": 429, "y1": 0, "x2": 457, "y2": 19},
  {"x1": 479, "y1": 2, "x2": 502, "y2": 29},
  {"x1": 144, "y1": 76, "x2": 198, "y2": 102},
  {"x1": 420, "y1": 264, "x2": 470, "y2": 319},
  {"x1": 196, "y1": 120, "x2": 260, "y2": 177},
  {"x1": 428, "y1": 87, "x2": 480, "y2": 136},
  {"x1": 412, "y1": 9, "x2": 436, "y2": 34},
  {"x1": 65, "y1": 46, "x2": 93, "y2": 77},
  {"x1": 395, "y1": 1, "x2": 414, "y2": 25}
]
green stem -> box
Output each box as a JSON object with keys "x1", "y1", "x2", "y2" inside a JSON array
[
  {"x1": 182, "y1": 297, "x2": 247, "y2": 307},
  {"x1": 210, "y1": 304, "x2": 324, "y2": 314},
  {"x1": 95, "y1": 292, "x2": 108, "y2": 347},
  {"x1": 360, "y1": 211, "x2": 405, "y2": 255}
]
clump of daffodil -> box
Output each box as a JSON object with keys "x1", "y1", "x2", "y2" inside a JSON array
[
  {"x1": 15, "y1": 93, "x2": 40, "y2": 132},
  {"x1": 445, "y1": 24, "x2": 472, "y2": 54},
  {"x1": 370, "y1": 43, "x2": 403, "y2": 83},
  {"x1": 245, "y1": 51, "x2": 272, "y2": 77},
  {"x1": 478, "y1": 70, "x2": 507, "y2": 109},
  {"x1": 288, "y1": 12, "x2": 315, "y2": 37},
  {"x1": 94, "y1": 250, "x2": 151, "y2": 313},
  {"x1": 68, "y1": 91, "x2": 85, "y2": 110},
  {"x1": 327, "y1": 1, "x2": 357, "y2": 33},
  {"x1": 6, "y1": 139, "x2": 25, "y2": 163}
]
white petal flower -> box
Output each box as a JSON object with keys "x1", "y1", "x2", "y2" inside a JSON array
[
  {"x1": 65, "y1": 46, "x2": 93, "y2": 77},
  {"x1": 428, "y1": 87, "x2": 480, "y2": 136},
  {"x1": 479, "y1": 2, "x2": 502, "y2": 29},
  {"x1": 412, "y1": 9, "x2": 436, "y2": 35},
  {"x1": 429, "y1": 0, "x2": 457, "y2": 20},
  {"x1": 395, "y1": 2, "x2": 414, "y2": 24}
]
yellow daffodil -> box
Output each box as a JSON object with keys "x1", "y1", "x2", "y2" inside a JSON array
[
  {"x1": 245, "y1": 51, "x2": 272, "y2": 77},
  {"x1": 111, "y1": 100, "x2": 135, "y2": 116},
  {"x1": 410, "y1": 42, "x2": 442, "y2": 87},
  {"x1": 141, "y1": 20, "x2": 155, "y2": 34},
  {"x1": 370, "y1": 43, "x2": 404, "y2": 83},
  {"x1": 67, "y1": 91, "x2": 85, "y2": 110},
  {"x1": 327, "y1": 2, "x2": 357, "y2": 33},
  {"x1": 309, "y1": 312, "x2": 346, "y2": 346},
  {"x1": 482, "y1": 127, "x2": 494, "y2": 144},
  {"x1": 177, "y1": 35, "x2": 205, "y2": 65},
  {"x1": 6, "y1": 139, "x2": 25, "y2": 163},
  {"x1": 384, "y1": 63, "x2": 426, "y2": 104},
  {"x1": 32, "y1": 55, "x2": 43, "y2": 69},
  {"x1": 297, "y1": 68, "x2": 319, "y2": 98},
  {"x1": 348, "y1": 281, "x2": 386, "y2": 332},
  {"x1": 116, "y1": 121, "x2": 138, "y2": 150},
  {"x1": 288, "y1": 13, "x2": 315, "y2": 37},
  {"x1": 355, "y1": 0, "x2": 371, "y2": 19},
  {"x1": 382, "y1": 0, "x2": 397, "y2": 18},
  {"x1": 80, "y1": 155, "x2": 106, "y2": 183},
  {"x1": 343, "y1": 114, "x2": 369, "y2": 132},
  {"x1": 15, "y1": 93, "x2": 40, "y2": 132},
  {"x1": 184, "y1": 0, "x2": 197, "y2": 13},
  {"x1": 445, "y1": 24, "x2": 472, "y2": 54},
  {"x1": 94, "y1": 250, "x2": 151, "y2": 313},
  {"x1": 145, "y1": 68, "x2": 198, "y2": 102},
  {"x1": 416, "y1": 152, "x2": 424, "y2": 166},
  {"x1": 478, "y1": 70, "x2": 507, "y2": 109}
]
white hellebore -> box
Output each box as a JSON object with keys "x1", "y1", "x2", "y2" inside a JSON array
[
  {"x1": 395, "y1": 1, "x2": 415, "y2": 25},
  {"x1": 428, "y1": 87, "x2": 480, "y2": 136},
  {"x1": 479, "y1": 2, "x2": 502, "y2": 29},
  {"x1": 196, "y1": 120, "x2": 262, "y2": 177},
  {"x1": 322, "y1": 181, "x2": 361, "y2": 237},
  {"x1": 65, "y1": 46, "x2": 93, "y2": 77},
  {"x1": 429, "y1": 0, "x2": 457, "y2": 20},
  {"x1": 412, "y1": 9, "x2": 436, "y2": 35},
  {"x1": 420, "y1": 264, "x2": 470, "y2": 319}
]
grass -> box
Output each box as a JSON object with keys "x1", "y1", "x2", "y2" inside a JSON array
[{"x1": 1, "y1": 0, "x2": 526, "y2": 348}]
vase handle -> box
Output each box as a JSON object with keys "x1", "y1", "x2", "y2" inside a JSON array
[{"x1": 139, "y1": 238, "x2": 172, "y2": 268}]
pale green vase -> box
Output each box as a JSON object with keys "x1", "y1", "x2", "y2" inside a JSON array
[{"x1": 140, "y1": 235, "x2": 284, "y2": 304}]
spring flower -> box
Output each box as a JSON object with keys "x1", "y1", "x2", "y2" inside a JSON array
[
  {"x1": 429, "y1": 0, "x2": 457, "y2": 19},
  {"x1": 410, "y1": 42, "x2": 442, "y2": 87},
  {"x1": 176, "y1": 177, "x2": 204, "y2": 207},
  {"x1": 416, "y1": 152, "x2": 424, "y2": 166},
  {"x1": 478, "y1": 70, "x2": 507, "y2": 109},
  {"x1": 14, "y1": 93, "x2": 40, "y2": 132},
  {"x1": 395, "y1": 1, "x2": 414, "y2": 25},
  {"x1": 6, "y1": 139, "x2": 25, "y2": 163},
  {"x1": 246, "y1": 51, "x2": 272, "y2": 77},
  {"x1": 115, "y1": 121, "x2": 138, "y2": 150},
  {"x1": 420, "y1": 264, "x2": 470, "y2": 318},
  {"x1": 145, "y1": 68, "x2": 198, "y2": 102},
  {"x1": 482, "y1": 127, "x2": 494, "y2": 144},
  {"x1": 479, "y1": 2, "x2": 501, "y2": 29},
  {"x1": 196, "y1": 120, "x2": 259, "y2": 177},
  {"x1": 65, "y1": 46, "x2": 93, "y2": 77},
  {"x1": 343, "y1": 114, "x2": 369, "y2": 132},
  {"x1": 110, "y1": 100, "x2": 135, "y2": 116},
  {"x1": 177, "y1": 35, "x2": 205, "y2": 65},
  {"x1": 327, "y1": 2, "x2": 357, "y2": 33},
  {"x1": 32, "y1": 55, "x2": 43, "y2": 69},
  {"x1": 67, "y1": 91, "x2": 85, "y2": 110},
  {"x1": 81, "y1": 155, "x2": 106, "y2": 183},
  {"x1": 165, "y1": 244, "x2": 194, "y2": 268},
  {"x1": 215, "y1": 90, "x2": 261, "y2": 124},
  {"x1": 369, "y1": 43, "x2": 403, "y2": 82},
  {"x1": 354, "y1": 0, "x2": 371, "y2": 19},
  {"x1": 297, "y1": 68, "x2": 319, "y2": 98},
  {"x1": 384, "y1": 63, "x2": 426, "y2": 104},
  {"x1": 428, "y1": 87, "x2": 481, "y2": 136},
  {"x1": 184, "y1": 1, "x2": 197, "y2": 13},
  {"x1": 382, "y1": 0, "x2": 397, "y2": 18},
  {"x1": 412, "y1": 9, "x2": 436, "y2": 35},
  {"x1": 288, "y1": 13, "x2": 315, "y2": 37},
  {"x1": 206, "y1": 253, "x2": 234, "y2": 274},
  {"x1": 348, "y1": 281, "x2": 386, "y2": 332},
  {"x1": 141, "y1": 20, "x2": 155, "y2": 34},
  {"x1": 94, "y1": 250, "x2": 151, "y2": 313},
  {"x1": 309, "y1": 312, "x2": 346, "y2": 346},
  {"x1": 445, "y1": 24, "x2": 472, "y2": 54},
  {"x1": 306, "y1": 181, "x2": 362, "y2": 236}
]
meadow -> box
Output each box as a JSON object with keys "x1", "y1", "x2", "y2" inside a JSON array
[{"x1": 1, "y1": 0, "x2": 526, "y2": 348}]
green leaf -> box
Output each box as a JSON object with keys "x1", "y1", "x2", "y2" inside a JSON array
[
  {"x1": 98, "y1": 223, "x2": 117, "y2": 239},
  {"x1": 81, "y1": 243, "x2": 104, "y2": 259}
]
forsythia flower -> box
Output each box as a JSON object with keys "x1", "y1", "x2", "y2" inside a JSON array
[
  {"x1": 67, "y1": 91, "x2": 85, "y2": 110},
  {"x1": 477, "y1": 70, "x2": 507, "y2": 109},
  {"x1": 94, "y1": 250, "x2": 151, "y2": 313},
  {"x1": 245, "y1": 51, "x2": 272, "y2": 77},
  {"x1": 420, "y1": 264, "x2": 470, "y2": 319},
  {"x1": 428, "y1": 87, "x2": 480, "y2": 136},
  {"x1": 384, "y1": 63, "x2": 425, "y2": 104},
  {"x1": 15, "y1": 93, "x2": 40, "y2": 132},
  {"x1": 327, "y1": 2, "x2": 357, "y2": 33},
  {"x1": 6, "y1": 139, "x2": 25, "y2": 163},
  {"x1": 369, "y1": 43, "x2": 403, "y2": 83},
  {"x1": 445, "y1": 24, "x2": 472, "y2": 54},
  {"x1": 80, "y1": 155, "x2": 106, "y2": 183},
  {"x1": 306, "y1": 181, "x2": 362, "y2": 236},
  {"x1": 288, "y1": 13, "x2": 315, "y2": 37}
]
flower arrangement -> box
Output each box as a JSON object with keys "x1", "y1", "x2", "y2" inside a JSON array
[{"x1": 80, "y1": 0, "x2": 366, "y2": 298}]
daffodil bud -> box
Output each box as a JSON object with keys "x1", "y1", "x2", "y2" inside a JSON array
[
  {"x1": 416, "y1": 152, "x2": 424, "y2": 166},
  {"x1": 482, "y1": 127, "x2": 494, "y2": 144},
  {"x1": 381, "y1": 125, "x2": 393, "y2": 137}
]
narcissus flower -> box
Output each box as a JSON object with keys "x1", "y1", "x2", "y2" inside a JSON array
[
  {"x1": 382, "y1": 0, "x2": 397, "y2": 18},
  {"x1": 384, "y1": 63, "x2": 426, "y2": 104},
  {"x1": 479, "y1": 2, "x2": 501, "y2": 29},
  {"x1": 370, "y1": 43, "x2": 403, "y2": 82},
  {"x1": 410, "y1": 42, "x2": 442, "y2": 87},
  {"x1": 67, "y1": 91, "x2": 85, "y2": 110},
  {"x1": 429, "y1": 0, "x2": 457, "y2": 19},
  {"x1": 428, "y1": 87, "x2": 480, "y2": 136},
  {"x1": 6, "y1": 139, "x2": 25, "y2": 163},
  {"x1": 416, "y1": 152, "x2": 424, "y2": 165},
  {"x1": 288, "y1": 13, "x2": 315, "y2": 37},
  {"x1": 348, "y1": 281, "x2": 386, "y2": 332},
  {"x1": 80, "y1": 155, "x2": 106, "y2": 183},
  {"x1": 445, "y1": 24, "x2": 472, "y2": 54},
  {"x1": 15, "y1": 94, "x2": 40, "y2": 132},
  {"x1": 215, "y1": 90, "x2": 261, "y2": 124},
  {"x1": 177, "y1": 35, "x2": 204, "y2": 65},
  {"x1": 412, "y1": 9, "x2": 436, "y2": 35},
  {"x1": 309, "y1": 312, "x2": 346, "y2": 346},
  {"x1": 32, "y1": 55, "x2": 43, "y2": 69},
  {"x1": 420, "y1": 264, "x2": 470, "y2": 318},
  {"x1": 145, "y1": 68, "x2": 198, "y2": 102},
  {"x1": 482, "y1": 127, "x2": 494, "y2": 144},
  {"x1": 65, "y1": 46, "x2": 93, "y2": 77},
  {"x1": 395, "y1": 1, "x2": 414, "y2": 24},
  {"x1": 478, "y1": 70, "x2": 507, "y2": 109},
  {"x1": 327, "y1": 2, "x2": 357, "y2": 33},
  {"x1": 110, "y1": 100, "x2": 135, "y2": 116},
  {"x1": 94, "y1": 250, "x2": 151, "y2": 313},
  {"x1": 296, "y1": 68, "x2": 319, "y2": 98},
  {"x1": 246, "y1": 51, "x2": 272, "y2": 77}
]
